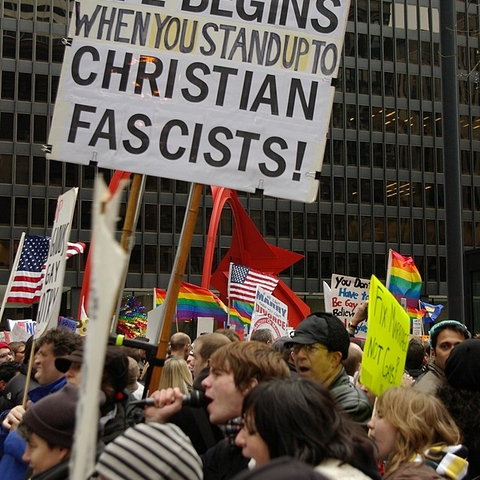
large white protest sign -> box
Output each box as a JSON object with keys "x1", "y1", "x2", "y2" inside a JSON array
[
  {"x1": 70, "y1": 176, "x2": 128, "y2": 480},
  {"x1": 35, "y1": 188, "x2": 78, "y2": 339},
  {"x1": 330, "y1": 273, "x2": 369, "y2": 338},
  {"x1": 250, "y1": 286, "x2": 288, "y2": 340},
  {"x1": 47, "y1": 0, "x2": 350, "y2": 203}
]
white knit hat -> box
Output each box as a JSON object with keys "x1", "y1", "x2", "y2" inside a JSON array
[{"x1": 95, "y1": 423, "x2": 203, "y2": 480}]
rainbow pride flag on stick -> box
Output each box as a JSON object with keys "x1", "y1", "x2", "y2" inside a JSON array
[
  {"x1": 154, "y1": 282, "x2": 241, "y2": 323},
  {"x1": 386, "y1": 250, "x2": 422, "y2": 308}
]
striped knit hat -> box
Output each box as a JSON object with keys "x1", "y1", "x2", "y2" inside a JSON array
[{"x1": 95, "y1": 423, "x2": 203, "y2": 480}]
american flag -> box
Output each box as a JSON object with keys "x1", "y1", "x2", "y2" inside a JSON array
[
  {"x1": 228, "y1": 264, "x2": 278, "y2": 303},
  {"x1": 6, "y1": 236, "x2": 85, "y2": 304}
]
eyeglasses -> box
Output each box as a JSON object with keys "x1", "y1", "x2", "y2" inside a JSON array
[{"x1": 292, "y1": 343, "x2": 328, "y2": 355}]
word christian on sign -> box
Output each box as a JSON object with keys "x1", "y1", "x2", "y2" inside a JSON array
[{"x1": 47, "y1": 0, "x2": 350, "y2": 203}]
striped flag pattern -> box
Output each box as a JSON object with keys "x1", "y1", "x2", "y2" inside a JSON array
[{"x1": 6, "y1": 236, "x2": 85, "y2": 304}]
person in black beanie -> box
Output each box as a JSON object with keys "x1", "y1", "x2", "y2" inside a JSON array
[
  {"x1": 18, "y1": 384, "x2": 78, "y2": 479},
  {"x1": 436, "y1": 339, "x2": 480, "y2": 479}
]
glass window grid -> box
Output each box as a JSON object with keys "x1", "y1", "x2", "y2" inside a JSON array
[{"x1": 0, "y1": 0, "x2": 478, "y2": 303}]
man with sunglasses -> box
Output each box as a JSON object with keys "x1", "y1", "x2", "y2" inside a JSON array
[{"x1": 288, "y1": 312, "x2": 372, "y2": 425}]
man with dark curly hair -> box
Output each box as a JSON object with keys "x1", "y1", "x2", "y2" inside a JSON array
[{"x1": 288, "y1": 312, "x2": 372, "y2": 425}]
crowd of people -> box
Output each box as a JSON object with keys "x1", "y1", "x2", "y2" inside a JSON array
[{"x1": 0, "y1": 309, "x2": 479, "y2": 480}]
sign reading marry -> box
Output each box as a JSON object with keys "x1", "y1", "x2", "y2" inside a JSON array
[
  {"x1": 46, "y1": 0, "x2": 350, "y2": 203},
  {"x1": 250, "y1": 287, "x2": 288, "y2": 340}
]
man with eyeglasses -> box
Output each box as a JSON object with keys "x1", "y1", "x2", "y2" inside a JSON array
[
  {"x1": 415, "y1": 319, "x2": 470, "y2": 395},
  {"x1": 0, "y1": 343, "x2": 13, "y2": 364},
  {"x1": 288, "y1": 312, "x2": 372, "y2": 425}
]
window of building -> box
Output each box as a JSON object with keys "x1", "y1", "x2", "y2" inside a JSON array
[
  {"x1": 34, "y1": 74, "x2": 48, "y2": 103},
  {"x1": 14, "y1": 197, "x2": 28, "y2": 226},
  {"x1": 320, "y1": 176, "x2": 331, "y2": 201},
  {"x1": 293, "y1": 251, "x2": 305, "y2": 277},
  {"x1": 347, "y1": 140, "x2": 357, "y2": 165},
  {"x1": 335, "y1": 253, "x2": 346, "y2": 274},
  {"x1": 189, "y1": 246, "x2": 202, "y2": 274},
  {"x1": 412, "y1": 146, "x2": 422, "y2": 171},
  {"x1": 361, "y1": 178, "x2": 371, "y2": 204},
  {"x1": 32, "y1": 156, "x2": 46, "y2": 185},
  {"x1": 160, "y1": 246, "x2": 173, "y2": 273},
  {"x1": 362, "y1": 216, "x2": 372, "y2": 242},
  {"x1": 400, "y1": 218, "x2": 411, "y2": 243},
  {"x1": 279, "y1": 211, "x2": 290, "y2": 237},
  {"x1": 362, "y1": 254, "x2": 373, "y2": 278},
  {"x1": 321, "y1": 214, "x2": 331, "y2": 240},
  {"x1": 31, "y1": 198, "x2": 45, "y2": 227},
  {"x1": 321, "y1": 253, "x2": 332, "y2": 279},
  {"x1": 16, "y1": 156, "x2": 29, "y2": 184},
  {"x1": 425, "y1": 183, "x2": 436, "y2": 208},
  {"x1": 144, "y1": 204, "x2": 158, "y2": 232},
  {"x1": 374, "y1": 217, "x2": 385, "y2": 242},
  {"x1": 33, "y1": 115, "x2": 47, "y2": 143},
  {"x1": 129, "y1": 245, "x2": 141, "y2": 273},
  {"x1": 463, "y1": 185, "x2": 472, "y2": 210},
  {"x1": 372, "y1": 71, "x2": 382, "y2": 96},
  {"x1": 306, "y1": 212, "x2": 318, "y2": 240},
  {"x1": 360, "y1": 142, "x2": 371, "y2": 167},
  {"x1": 359, "y1": 105, "x2": 370, "y2": 131},
  {"x1": 293, "y1": 212, "x2": 304, "y2": 239},
  {"x1": 0, "y1": 240, "x2": 11, "y2": 268},
  {"x1": 0, "y1": 197, "x2": 12, "y2": 225},
  {"x1": 347, "y1": 178, "x2": 358, "y2": 203},
  {"x1": 334, "y1": 215, "x2": 345, "y2": 241},
  {"x1": 307, "y1": 251, "x2": 319, "y2": 278},
  {"x1": 0, "y1": 112, "x2": 14, "y2": 141},
  {"x1": 387, "y1": 218, "x2": 397, "y2": 242},
  {"x1": 18, "y1": 72, "x2": 32, "y2": 101},
  {"x1": 334, "y1": 177, "x2": 345, "y2": 202},
  {"x1": 414, "y1": 218, "x2": 424, "y2": 243},
  {"x1": 348, "y1": 215, "x2": 359, "y2": 241},
  {"x1": 426, "y1": 219, "x2": 436, "y2": 245},
  {"x1": 2, "y1": 30, "x2": 16, "y2": 58}
]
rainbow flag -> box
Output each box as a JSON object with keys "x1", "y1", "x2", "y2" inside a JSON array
[
  {"x1": 155, "y1": 282, "x2": 240, "y2": 322},
  {"x1": 386, "y1": 250, "x2": 422, "y2": 304},
  {"x1": 231, "y1": 299, "x2": 254, "y2": 325}
]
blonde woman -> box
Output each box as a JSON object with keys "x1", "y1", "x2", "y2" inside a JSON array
[
  {"x1": 368, "y1": 387, "x2": 468, "y2": 479},
  {"x1": 157, "y1": 356, "x2": 193, "y2": 394}
]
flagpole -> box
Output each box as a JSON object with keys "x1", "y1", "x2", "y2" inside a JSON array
[
  {"x1": 149, "y1": 182, "x2": 204, "y2": 392},
  {"x1": 385, "y1": 249, "x2": 392, "y2": 289},
  {"x1": 227, "y1": 262, "x2": 233, "y2": 327},
  {"x1": 110, "y1": 173, "x2": 146, "y2": 333},
  {"x1": 0, "y1": 232, "x2": 26, "y2": 323}
]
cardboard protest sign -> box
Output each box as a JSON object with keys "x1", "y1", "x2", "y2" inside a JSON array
[
  {"x1": 8, "y1": 320, "x2": 36, "y2": 341},
  {"x1": 35, "y1": 188, "x2": 78, "y2": 339},
  {"x1": 360, "y1": 275, "x2": 410, "y2": 397},
  {"x1": 46, "y1": 0, "x2": 350, "y2": 203},
  {"x1": 250, "y1": 286, "x2": 288, "y2": 340},
  {"x1": 70, "y1": 176, "x2": 129, "y2": 480},
  {"x1": 330, "y1": 274, "x2": 369, "y2": 337}
]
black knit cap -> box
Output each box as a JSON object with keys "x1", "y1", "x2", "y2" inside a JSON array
[
  {"x1": 22, "y1": 384, "x2": 78, "y2": 449},
  {"x1": 445, "y1": 339, "x2": 480, "y2": 392},
  {"x1": 288, "y1": 312, "x2": 350, "y2": 360},
  {"x1": 103, "y1": 345, "x2": 129, "y2": 394}
]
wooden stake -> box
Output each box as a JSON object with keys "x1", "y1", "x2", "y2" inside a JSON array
[
  {"x1": 149, "y1": 182, "x2": 203, "y2": 392},
  {"x1": 111, "y1": 174, "x2": 146, "y2": 333}
]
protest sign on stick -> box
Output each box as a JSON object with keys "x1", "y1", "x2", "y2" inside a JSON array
[
  {"x1": 250, "y1": 287, "x2": 289, "y2": 341},
  {"x1": 70, "y1": 176, "x2": 128, "y2": 480},
  {"x1": 360, "y1": 275, "x2": 410, "y2": 397},
  {"x1": 46, "y1": 0, "x2": 350, "y2": 203},
  {"x1": 330, "y1": 273, "x2": 369, "y2": 338},
  {"x1": 34, "y1": 188, "x2": 78, "y2": 339}
]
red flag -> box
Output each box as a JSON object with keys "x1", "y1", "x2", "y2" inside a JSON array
[{"x1": 7, "y1": 237, "x2": 85, "y2": 304}]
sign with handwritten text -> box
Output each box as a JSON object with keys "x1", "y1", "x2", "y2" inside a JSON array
[
  {"x1": 330, "y1": 274, "x2": 369, "y2": 335},
  {"x1": 360, "y1": 275, "x2": 410, "y2": 396}
]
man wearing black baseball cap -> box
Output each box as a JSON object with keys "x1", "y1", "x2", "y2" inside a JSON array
[{"x1": 288, "y1": 312, "x2": 372, "y2": 424}]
